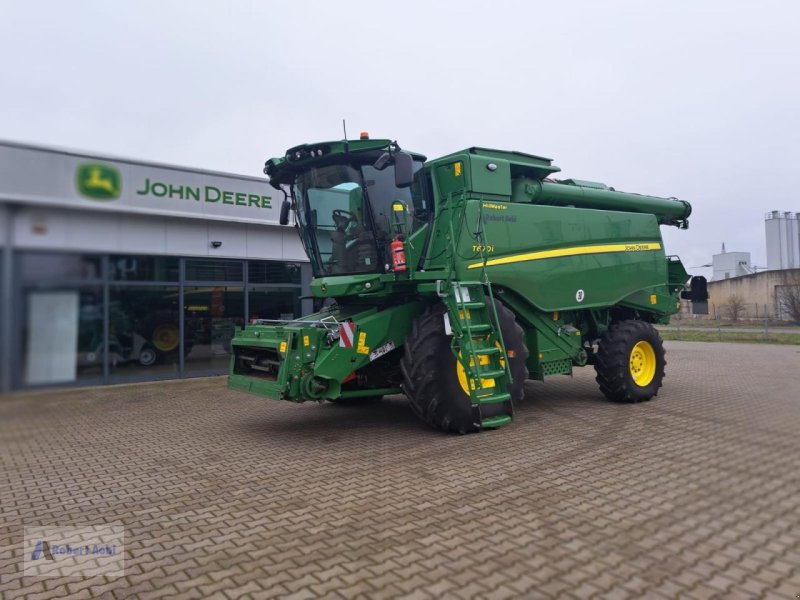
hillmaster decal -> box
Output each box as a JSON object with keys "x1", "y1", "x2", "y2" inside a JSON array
[
  {"x1": 136, "y1": 177, "x2": 271, "y2": 209},
  {"x1": 76, "y1": 163, "x2": 122, "y2": 200}
]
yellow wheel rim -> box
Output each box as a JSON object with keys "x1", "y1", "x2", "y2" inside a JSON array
[
  {"x1": 629, "y1": 341, "x2": 656, "y2": 387},
  {"x1": 456, "y1": 356, "x2": 476, "y2": 396},
  {"x1": 456, "y1": 341, "x2": 505, "y2": 395},
  {"x1": 152, "y1": 324, "x2": 179, "y2": 352}
]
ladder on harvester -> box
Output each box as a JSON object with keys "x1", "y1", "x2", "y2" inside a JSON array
[
  {"x1": 442, "y1": 281, "x2": 513, "y2": 429},
  {"x1": 440, "y1": 194, "x2": 514, "y2": 429}
]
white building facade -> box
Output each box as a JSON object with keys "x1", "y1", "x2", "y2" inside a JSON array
[
  {"x1": 711, "y1": 246, "x2": 751, "y2": 281},
  {"x1": 0, "y1": 140, "x2": 312, "y2": 392},
  {"x1": 765, "y1": 211, "x2": 800, "y2": 270}
]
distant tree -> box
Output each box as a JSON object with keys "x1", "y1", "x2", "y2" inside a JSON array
[
  {"x1": 775, "y1": 270, "x2": 800, "y2": 325},
  {"x1": 723, "y1": 294, "x2": 747, "y2": 322}
]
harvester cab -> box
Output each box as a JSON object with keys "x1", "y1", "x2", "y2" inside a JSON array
[
  {"x1": 270, "y1": 137, "x2": 425, "y2": 280},
  {"x1": 229, "y1": 134, "x2": 696, "y2": 434}
]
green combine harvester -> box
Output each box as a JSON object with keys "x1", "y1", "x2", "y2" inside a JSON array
[{"x1": 229, "y1": 133, "x2": 705, "y2": 433}]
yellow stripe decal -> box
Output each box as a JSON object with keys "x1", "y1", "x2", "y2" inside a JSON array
[{"x1": 467, "y1": 242, "x2": 662, "y2": 269}]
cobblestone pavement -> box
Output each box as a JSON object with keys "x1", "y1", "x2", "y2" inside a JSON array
[{"x1": 1, "y1": 341, "x2": 799, "y2": 599}]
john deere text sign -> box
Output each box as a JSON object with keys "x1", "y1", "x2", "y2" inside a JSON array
[
  {"x1": 107, "y1": 163, "x2": 275, "y2": 220},
  {"x1": 0, "y1": 144, "x2": 280, "y2": 226},
  {"x1": 136, "y1": 177, "x2": 272, "y2": 209},
  {"x1": 76, "y1": 163, "x2": 122, "y2": 200}
]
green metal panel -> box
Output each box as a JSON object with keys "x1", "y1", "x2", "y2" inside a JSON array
[
  {"x1": 468, "y1": 156, "x2": 511, "y2": 196},
  {"x1": 456, "y1": 200, "x2": 666, "y2": 312},
  {"x1": 229, "y1": 301, "x2": 425, "y2": 401}
]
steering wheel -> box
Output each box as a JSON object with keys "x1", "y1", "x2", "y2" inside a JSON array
[{"x1": 332, "y1": 209, "x2": 358, "y2": 231}]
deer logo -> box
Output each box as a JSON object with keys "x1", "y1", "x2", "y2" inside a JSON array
[{"x1": 76, "y1": 163, "x2": 122, "y2": 200}]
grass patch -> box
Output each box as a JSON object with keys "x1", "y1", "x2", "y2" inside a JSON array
[
  {"x1": 667, "y1": 319, "x2": 798, "y2": 329},
  {"x1": 658, "y1": 329, "x2": 800, "y2": 345}
]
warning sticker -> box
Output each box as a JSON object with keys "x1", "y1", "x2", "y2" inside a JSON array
[
  {"x1": 356, "y1": 332, "x2": 369, "y2": 355},
  {"x1": 339, "y1": 322, "x2": 356, "y2": 348}
]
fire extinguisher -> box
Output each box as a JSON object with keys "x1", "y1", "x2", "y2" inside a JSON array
[{"x1": 390, "y1": 236, "x2": 407, "y2": 272}]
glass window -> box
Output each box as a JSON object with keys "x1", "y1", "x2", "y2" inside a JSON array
[
  {"x1": 183, "y1": 286, "x2": 244, "y2": 373},
  {"x1": 247, "y1": 260, "x2": 301, "y2": 285},
  {"x1": 108, "y1": 286, "x2": 180, "y2": 380},
  {"x1": 294, "y1": 165, "x2": 379, "y2": 277},
  {"x1": 110, "y1": 255, "x2": 179, "y2": 281},
  {"x1": 21, "y1": 286, "x2": 104, "y2": 385},
  {"x1": 185, "y1": 259, "x2": 243, "y2": 282},
  {"x1": 248, "y1": 287, "x2": 301, "y2": 322},
  {"x1": 292, "y1": 159, "x2": 424, "y2": 278},
  {"x1": 410, "y1": 168, "x2": 433, "y2": 227},
  {"x1": 19, "y1": 253, "x2": 101, "y2": 283}
]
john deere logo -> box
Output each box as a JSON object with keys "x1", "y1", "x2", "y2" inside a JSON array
[{"x1": 77, "y1": 163, "x2": 121, "y2": 200}]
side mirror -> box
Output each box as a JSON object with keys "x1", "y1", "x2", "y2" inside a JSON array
[
  {"x1": 394, "y1": 151, "x2": 414, "y2": 188},
  {"x1": 279, "y1": 198, "x2": 291, "y2": 225},
  {"x1": 680, "y1": 275, "x2": 709, "y2": 315},
  {"x1": 686, "y1": 275, "x2": 708, "y2": 301}
]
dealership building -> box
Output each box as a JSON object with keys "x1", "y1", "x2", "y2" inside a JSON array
[{"x1": 0, "y1": 140, "x2": 312, "y2": 393}]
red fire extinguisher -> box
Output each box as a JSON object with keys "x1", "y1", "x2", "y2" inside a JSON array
[{"x1": 390, "y1": 236, "x2": 407, "y2": 272}]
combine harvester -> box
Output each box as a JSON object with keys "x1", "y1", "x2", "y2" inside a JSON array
[{"x1": 229, "y1": 133, "x2": 706, "y2": 433}]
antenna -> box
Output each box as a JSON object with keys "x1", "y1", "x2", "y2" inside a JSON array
[{"x1": 342, "y1": 119, "x2": 348, "y2": 141}]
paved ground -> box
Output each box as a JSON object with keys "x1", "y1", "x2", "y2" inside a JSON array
[{"x1": 1, "y1": 341, "x2": 799, "y2": 599}]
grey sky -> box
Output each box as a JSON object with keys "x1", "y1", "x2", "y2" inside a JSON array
[{"x1": 2, "y1": 0, "x2": 798, "y2": 278}]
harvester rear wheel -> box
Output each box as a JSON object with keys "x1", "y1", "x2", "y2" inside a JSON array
[
  {"x1": 594, "y1": 320, "x2": 665, "y2": 403},
  {"x1": 400, "y1": 301, "x2": 528, "y2": 434}
]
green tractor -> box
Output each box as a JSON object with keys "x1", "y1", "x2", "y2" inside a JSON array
[{"x1": 229, "y1": 134, "x2": 704, "y2": 433}]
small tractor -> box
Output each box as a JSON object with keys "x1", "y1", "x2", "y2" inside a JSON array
[{"x1": 229, "y1": 134, "x2": 706, "y2": 433}]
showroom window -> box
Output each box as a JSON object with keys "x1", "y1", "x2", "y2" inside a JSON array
[
  {"x1": 248, "y1": 287, "x2": 301, "y2": 322},
  {"x1": 17, "y1": 252, "x2": 105, "y2": 387},
  {"x1": 11, "y1": 253, "x2": 306, "y2": 389},
  {"x1": 185, "y1": 259, "x2": 243, "y2": 282},
  {"x1": 19, "y1": 253, "x2": 102, "y2": 284},
  {"x1": 183, "y1": 285, "x2": 244, "y2": 374},
  {"x1": 110, "y1": 255, "x2": 179, "y2": 282},
  {"x1": 248, "y1": 260, "x2": 301, "y2": 285},
  {"x1": 108, "y1": 285, "x2": 181, "y2": 380}
]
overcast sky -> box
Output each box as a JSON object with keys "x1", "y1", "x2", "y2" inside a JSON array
[{"x1": 2, "y1": 0, "x2": 798, "y2": 277}]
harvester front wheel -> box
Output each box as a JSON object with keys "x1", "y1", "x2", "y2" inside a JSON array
[
  {"x1": 400, "y1": 301, "x2": 528, "y2": 434},
  {"x1": 594, "y1": 320, "x2": 666, "y2": 403}
]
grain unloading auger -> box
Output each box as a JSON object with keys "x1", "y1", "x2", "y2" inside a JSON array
[{"x1": 229, "y1": 134, "x2": 704, "y2": 433}]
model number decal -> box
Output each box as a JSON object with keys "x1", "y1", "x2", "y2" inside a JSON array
[
  {"x1": 472, "y1": 244, "x2": 495, "y2": 253},
  {"x1": 369, "y1": 341, "x2": 395, "y2": 362}
]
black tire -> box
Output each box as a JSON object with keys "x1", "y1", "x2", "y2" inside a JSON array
[
  {"x1": 400, "y1": 300, "x2": 529, "y2": 433},
  {"x1": 594, "y1": 320, "x2": 666, "y2": 403},
  {"x1": 138, "y1": 345, "x2": 158, "y2": 367}
]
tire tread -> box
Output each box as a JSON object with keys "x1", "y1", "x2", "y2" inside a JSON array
[{"x1": 594, "y1": 319, "x2": 666, "y2": 403}]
